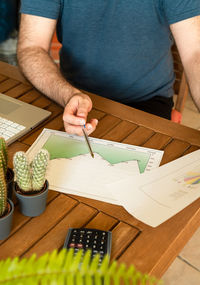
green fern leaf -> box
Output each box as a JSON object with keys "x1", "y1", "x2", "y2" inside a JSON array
[{"x1": 0, "y1": 248, "x2": 160, "y2": 284}]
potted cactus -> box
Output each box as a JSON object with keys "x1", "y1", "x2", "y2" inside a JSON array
[
  {"x1": 0, "y1": 152, "x2": 14, "y2": 240},
  {"x1": 13, "y1": 149, "x2": 49, "y2": 217},
  {"x1": 0, "y1": 137, "x2": 14, "y2": 200}
]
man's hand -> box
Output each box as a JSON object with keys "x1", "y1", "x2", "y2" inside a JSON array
[
  {"x1": 18, "y1": 14, "x2": 98, "y2": 134},
  {"x1": 63, "y1": 93, "x2": 98, "y2": 136}
]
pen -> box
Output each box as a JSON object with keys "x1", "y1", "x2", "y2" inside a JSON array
[{"x1": 82, "y1": 125, "x2": 94, "y2": 158}]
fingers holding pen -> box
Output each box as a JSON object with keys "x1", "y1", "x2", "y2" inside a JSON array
[
  {"x1": 85, "y1": 118, "x2": 98, "y2": 135},
  {"x1": 63, "y1": 93, "x2": 98, "y2": 136}
]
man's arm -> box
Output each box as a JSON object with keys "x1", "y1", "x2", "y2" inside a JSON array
[
  {"x1": 170, "y1": 15, "x2": 200, "y2": 112},
  {"x1": 17, "y1": 14, "x2": 98, "y2": 135}
]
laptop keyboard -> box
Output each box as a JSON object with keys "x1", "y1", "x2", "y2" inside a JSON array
[{"x1": 0, "y1": 116, "x2": 26, "y2": 142}]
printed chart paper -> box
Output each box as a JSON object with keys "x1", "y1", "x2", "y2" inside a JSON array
[
  {"x1": 27, "y1": 128, "x2": 163, "y2": 204},
  {"x1": 107, "y1": 150, "x2": 200, "y2": 227}
]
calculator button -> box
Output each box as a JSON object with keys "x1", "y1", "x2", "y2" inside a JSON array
[
  {"x1": 77, "y1": 243, "x2": 83, "y2": 249},
  {"x1": 69, "y1": 243, "x2": 75, "y2": 248}
]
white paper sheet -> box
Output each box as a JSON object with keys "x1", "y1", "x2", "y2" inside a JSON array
[
  {"x1": 107, "y1": 150, "x2": 200, "y2": 227},
  {"x1": 46, "y1": 153, "x2": 139, "y2": 203},
  {"x1": 26, "y1": 129, "x2": 163, "y2": 204}
]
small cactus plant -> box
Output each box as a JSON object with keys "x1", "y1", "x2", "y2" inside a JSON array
[
  {"x1": 0, "y1": 137, "x2": 8, "y2": 217},
  {"x1": 0, "y1": 160, "x2": 7, "y2": 217},
  {"x1": 13, "y1": 149, "x2": 49, "y2": 193},
  {"x1": 0, "y1": 137, "x2": 8, "y2": 178},
  {"x1": 0, "y1": 138, "x2": 14, "y2": 239}
]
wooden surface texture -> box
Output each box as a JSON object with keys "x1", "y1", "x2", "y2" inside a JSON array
[{"x1": 0, "y1": 61, "x2": 200, "y2": 278}]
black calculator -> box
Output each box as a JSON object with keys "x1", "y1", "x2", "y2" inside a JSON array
[{"x1": 63, "y1": 228, "x2": 112, "y2": 262}]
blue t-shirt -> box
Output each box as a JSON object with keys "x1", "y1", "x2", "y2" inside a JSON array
[{"x1": 20, "y1": 0, "x2": 200, "y2": 103}]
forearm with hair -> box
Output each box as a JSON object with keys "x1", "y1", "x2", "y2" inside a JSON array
[
  {"x1": 17, "y1": 47, "x2": 80, "y2": 107},
  {"x1": 184, "y1": 51, "x2": 200, "y2": 112}
]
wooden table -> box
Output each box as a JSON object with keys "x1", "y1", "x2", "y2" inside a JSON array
[{"x1": 0, "y1": 61, "x2": 200, "y2": 279}]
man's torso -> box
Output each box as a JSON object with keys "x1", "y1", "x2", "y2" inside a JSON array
[
  {"x1": 20, "y1": 0, "x2": 200, "y2": 103},
  {"x1": 58, "y1": 0, "x2": 174, "y2": 103}
]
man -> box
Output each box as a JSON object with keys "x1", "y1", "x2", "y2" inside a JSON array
[{"x1": 17, "y1": 1, "x2": 200, "y2": 136}]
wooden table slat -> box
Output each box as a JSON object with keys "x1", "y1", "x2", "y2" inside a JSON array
[
  {"x1": 85, "y1": 212, "x2": 118, "y2": 230},
  {"x1": 23, "y1": 203, "x2": 98, "y2": 258},
  {"x1": 118, "y1": 198, "x2": 200, "y2": 277},
  {"x1": 142, "y1": 133, "x2": 172, "y2": 150},
  {"x1": 0, "y1": 78, "x2": 20, "y2": 93},
  {"x1": 102, "y1": 120, "x2": 138, "y2": 142},
  {"x1": 183, "y1": 145, "x2": 200, "y2": 156},
  {"x1": 90, "y1": 93, "x2": 200, "y2": 146},
  {"x1": 161, "y1": 139, "x2": 190, "y2": 165},
  {"x1": 111, "y1": 222, "x2": 140, "y2": 260},
  {"x1": 5, "y1": 83, "x2": 33, "y2": 98},
  {"x1": 0, "y1": 194, "x2": 78, "y2": 259},
  {"x1": 0, "y1": 74, "x2": 8, "y2": 83},
  {"x1": 32, "y1": 96, "x2": 52, "y2": 109},
  {"x1": 17, "y1": 89, "x2": 41, "y2": 104},
  {"x1": 88, "y1": 108, "x2": 106, "y2": 121},
  {"x1": 91, "y1": 114, "x2": 121, "y2": 138},
  {"x1": 69, "y1": 194, "x2": 142, "y2": 229},
  {"x1": 122, "y1": 126, "x2": 155, "y2": 146},
  {"x1": 0, "y1": 191, "x2": 59, "y2": 247},
  {"x1": 0, "y1": 61, "x2": 29, "y2": 83}
]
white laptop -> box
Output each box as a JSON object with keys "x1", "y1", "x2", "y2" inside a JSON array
[{"x1": 0, "y1": 93, "x2": 51, "y2": 145}]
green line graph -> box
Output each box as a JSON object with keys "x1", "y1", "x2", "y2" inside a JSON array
[{"x1": 43, "y1": 134, "x2": 151, "y2": 173}]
